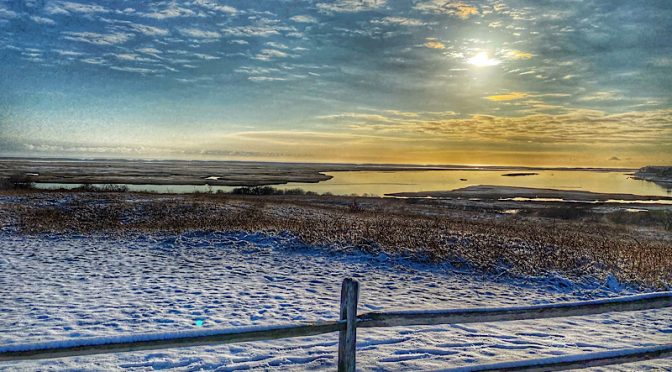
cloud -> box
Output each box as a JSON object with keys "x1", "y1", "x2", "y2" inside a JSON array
[
  {"x1": 503, "y1": 49, "x2": 534, "y2": 60},
  {"x1": 290, "y1": 15, "x2": 317, "y2": 23},
  {"x1": 414, "y1": 1, "x2": 479, "y2": 19},
  {"x1": 112, "y1": 53, "x2": 139, "y2": 61},
  {"x1": 30, "y1": 16, "x2": 56, "y2": 25},
  {"x1": 81, "y1": 57, "x2": 106, "y2": 65},
  {"x1": 371, "y1": 16, "x2": 428, "y2": 26},
  {"x1": 221, "y1": 25, "x2": 282, "y2": 37},
  {"x1": 137, "y1": 47, "x2": 162, "y2": 54},
  {"x1": 579, "y1": 91, "x2": 623, "y2": 102},
  {"x1": 317, "y1": 0, "x2": 387, "y2": 13},
  {"x1": 143, "y1": 4, "x2": 197, "y2": 19},
  {"x1": 46, "y1": 1, "x2": 109, "y2": 15},
  {"x1": 55, "y1": 49, "x2": 84, "y2": 57},
  {"x1": 192, "y1": 53, "x2": 219, "y2": 60},
  {"x1": 0, "y1": 7, "x2": 18, "y2": 18},
  {"x1": 17, "y1": 142, "x2": 191, "y2": 156},
  {"x1": 248, "y1": 76, "x2": 287, "y2": 82},
  {"x1": 254, "y1": 49, "x2": 289, "y2": 61},
  {"x1": 321, "y1": 108, "x2": 672, "y2": 145},
  {"x1": 650, "y1": 57, "x2": 672, "y2": 67},
  {"x1": 235, "y1": 66, "x2": 281, "y2": 75},
  {"x1": 128, "y1": 24, "x2": 170, "y2": 36},
  {"x1": 265, "y1": 42, "x2": 289, "y2": 49},
  {"x1": 193, "y1": 0, "x2": 237, "y2": 14},
  {"x1": 178, "y1": 27, "x2": 221, "y2": 39},
  {"x1": 424, "y1": 39, "x2": 446, "y2": 49},
  {"x1": 486, "y1": 92, "x2": 529, "y2": 101},
  {"x1": 62, "y1": 31, "x2": 134, "y2": 46},
  {"x1": 109, "y1": 53, "x2": 157, "y2": 63},
  {"x1": 109, "y1": 66, "x2": 161, "y2": 74},
  {"x1": 316, "y1": 113, "x2": 396, "y2": 123}
]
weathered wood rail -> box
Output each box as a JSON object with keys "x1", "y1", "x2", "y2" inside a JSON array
[{"x1": 1, "y1": 279, "x2": 670, "y2": 371}]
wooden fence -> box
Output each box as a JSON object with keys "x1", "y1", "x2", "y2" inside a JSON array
[{"x1": 1, "y1": 279, "x2": 671, "y2": 371}]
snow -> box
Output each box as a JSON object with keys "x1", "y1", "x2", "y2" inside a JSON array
[
  {"x1": 0, "y1": 230, "x2": 670, "y2": 371},
  {"x1": 438, "y1": 344, "x2": 672, "y2": 372}
]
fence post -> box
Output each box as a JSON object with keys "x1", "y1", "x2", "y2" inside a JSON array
[{"x1": 338, "y1": 278, "x2": 359, "y2": 372}]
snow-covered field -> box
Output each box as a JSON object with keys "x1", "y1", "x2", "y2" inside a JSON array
[{"x1": 0, "y1": 230, "x2": 670, "y2": 371}]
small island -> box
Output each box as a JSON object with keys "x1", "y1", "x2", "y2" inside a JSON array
[{"x1": 501, "y1": 172, "x2": 539, "y2": 177}]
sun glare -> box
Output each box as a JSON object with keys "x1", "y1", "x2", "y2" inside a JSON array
[{"x1": 467, "y1": 52, "x2": 500, "y2": 67}]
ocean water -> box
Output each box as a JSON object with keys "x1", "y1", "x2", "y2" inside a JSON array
[{"x1": 276, "y1": 170, "x2": 671, "y2": 197}]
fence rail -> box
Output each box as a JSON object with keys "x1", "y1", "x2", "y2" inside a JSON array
[
  {"x1": 0, "y1": 322, "x2": 344, "y2": 362},
  {"x1": 1, "y1": 279, "x2": 670, "y2": 372},
  {"x1": 356, "y1": 291, "x2": 672, "y2": 328}
]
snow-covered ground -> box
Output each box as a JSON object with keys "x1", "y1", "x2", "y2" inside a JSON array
[{"x1": 0, "y1": 231, "x2": 670, "y2": 371}]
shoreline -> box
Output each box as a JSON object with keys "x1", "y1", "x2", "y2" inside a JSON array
[
  {"x1": 387, "y1": 185, "x2": 672, "y2": 203},
  {"x1": 633, "y1": 166, "x2": 672, "y2": 188}
]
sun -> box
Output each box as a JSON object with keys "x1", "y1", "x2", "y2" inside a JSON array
[{"x1": 467, "y1": 52, "x2": 500, "y2": 67}]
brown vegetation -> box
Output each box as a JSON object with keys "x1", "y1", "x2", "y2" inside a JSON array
[
  {"x1": 5, "y1": 191, "x2": 672, "y2": 288},
  {"x1": 0, "y1": 174, "x2": 35, "y2": 190}
]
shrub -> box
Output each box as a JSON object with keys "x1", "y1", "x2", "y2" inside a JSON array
[
  {"x1": 100, "y1": 184, "x2": 129, "y2": 193},
  {"x1": 0, "y1": 174, "x2": 34, "y2": 190},
  {"x1": 660, "y1": 210, "x2": 672, "y2": 231},
  {"x1": 534, "y1": 205, "x2": 590, "y2": 220},
  {"x1": 605, "y1": 209, "x2": 672, "y2": 231},
  {"x1": 73, "y1": 183, "x2": 129, "y2": 193},
  {"x1": 231, "y1": 186, "x2": 279, "y2": 195},
  {"x1": 230, "y1": 186, "x2": 308, "y2": 196},
  {"x1": 283, "y1": 188, "x2": 306, "y2": 195},
  {"x1": 348, "y1": 199, "x2": 364, "y2": 213},
  {"x1": 0, "y1": 178, "x2": 10, "y2": 190}
]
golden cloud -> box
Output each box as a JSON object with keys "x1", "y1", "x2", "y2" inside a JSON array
[
  {"x1": 318, "y1": 108, "x2": 672, "y2": 146},
  {"x1": 55, "y1": 109, "x2": 667, "y2": 166},
  {"x1": 486, "y1": 92, "x2": 529, "y2": 101},
  {"x1": 415, "y1": 1, "x2": 479, "y2": 19},
  {"x1": 454, "y1": 3, "x2": 478, "y2": 19},
  {"x1": 507, "y1": 49, "x2": 533, "y2": 60},
  {"x1": 424, "y1": 39, "x2": 446, "y2": 49},
  {"x1": 197, "y1": 109, "x2": 672, "y2": 166}
]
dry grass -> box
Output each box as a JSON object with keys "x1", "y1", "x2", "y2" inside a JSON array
[{"x1": 7, "y1": 192, "x2": 672, "y2": 288}]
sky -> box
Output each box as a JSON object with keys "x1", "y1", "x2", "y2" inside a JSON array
[{"x1": 1, "y1": 0, "x2": 671, "y2": 167}]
